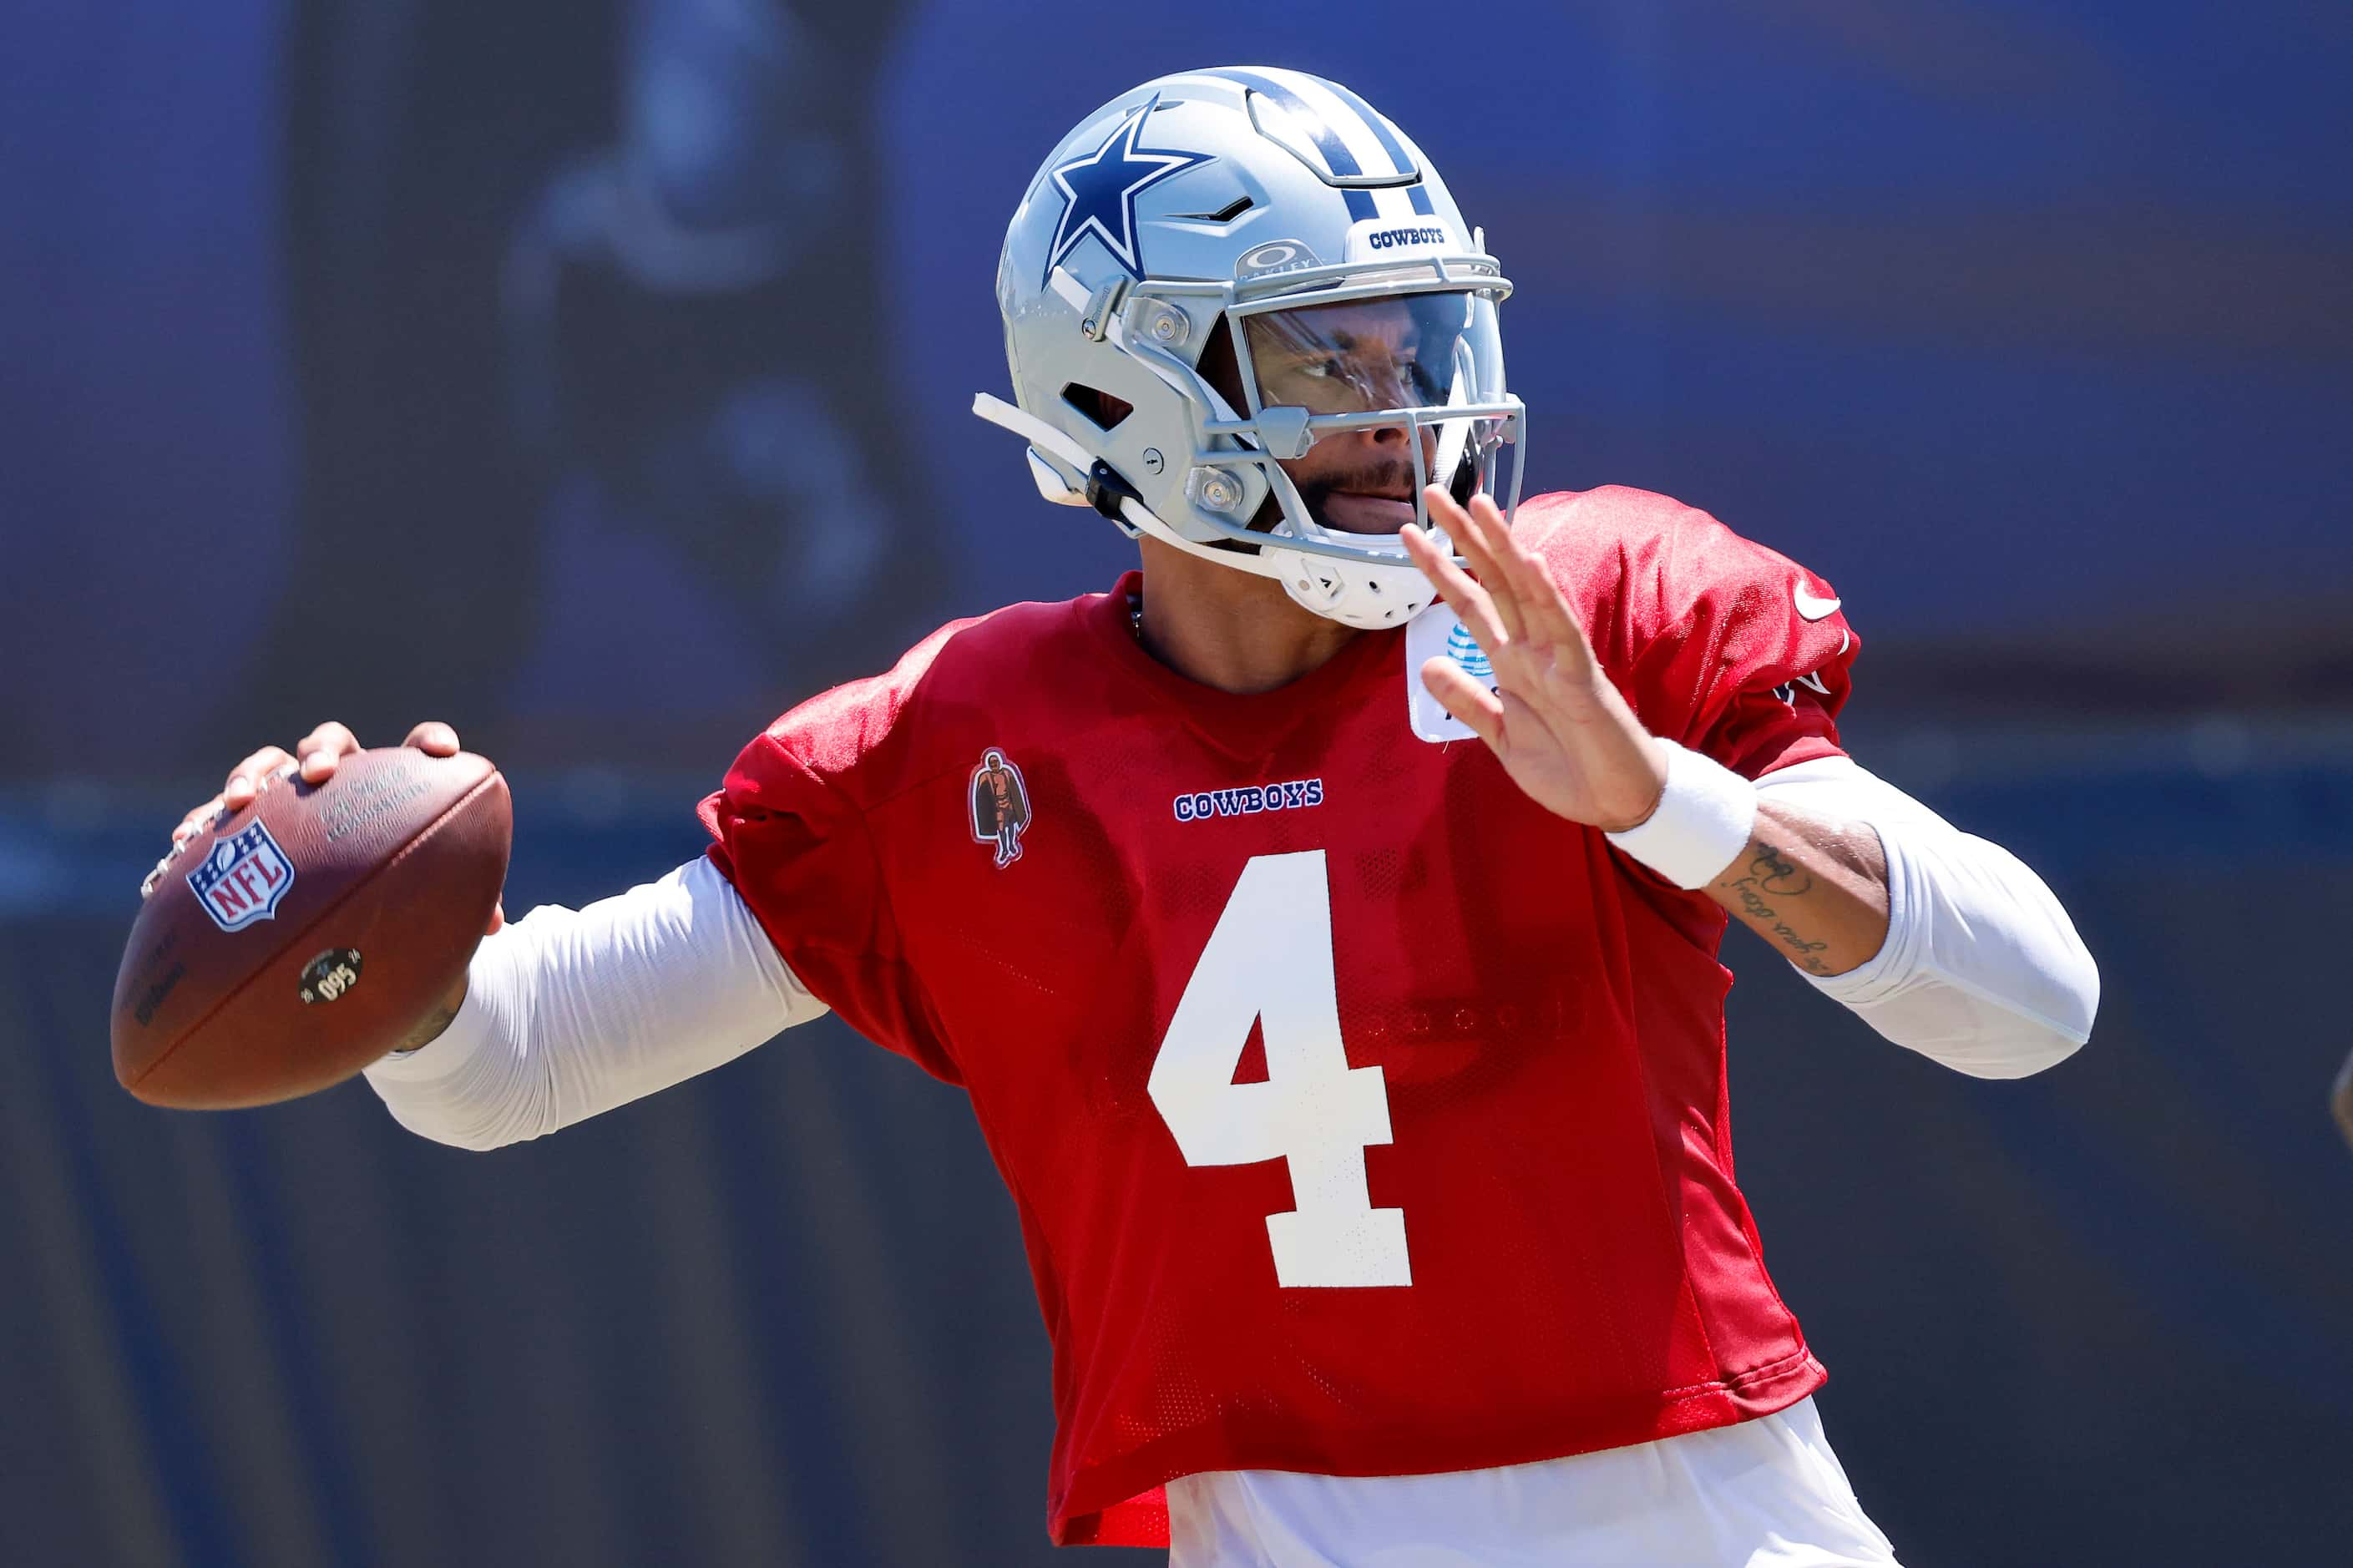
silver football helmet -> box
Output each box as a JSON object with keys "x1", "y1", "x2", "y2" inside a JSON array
[{"x1": 974, "y1": 67, "x2": 1525, "y2": 630}]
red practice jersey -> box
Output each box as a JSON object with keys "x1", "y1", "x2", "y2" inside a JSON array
[{"x1": 701, "y1": 486, "x2": 1861, "y2": 1546}]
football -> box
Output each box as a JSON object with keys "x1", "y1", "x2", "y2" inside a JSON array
[{"x1": 111, "y1": 747, "x2": 512, "y2": 1109}]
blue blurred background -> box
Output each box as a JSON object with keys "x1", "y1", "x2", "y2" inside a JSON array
[{"x1": 3, "y1": 1, "x2": 2348, "y2": 1563}]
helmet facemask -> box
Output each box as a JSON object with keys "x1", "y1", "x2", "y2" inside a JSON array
[{"x1": 1109, "y1": 258, "x2": 1525, "y2": 629}]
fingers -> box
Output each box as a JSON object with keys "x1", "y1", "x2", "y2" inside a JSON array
[
  {"x1": 1460, "y1": 491, "x2": 1595, "y2": 668},
  {"x1": 287, "y1": 720, "x2": 457, "y2": 784},
  {"x1": 154, "y1": 790, "x2": 229, "y2": 897},
  {"x1": 403, "y1": 721, "x2": 460, "y2": 756},
  {"x1": 174, "y1": 718, "x2": 454, "y2": 877},
  {"x1": 296, "y1": 721, "x2": 362, "y2": 784},
  {"x1": 199, "y1": 717, "x2": 364, "y2": 842},
  {"x1": 1419, "y1": 657, "x2": 1506, "y2": 750},
  {"x1": 1426, "y1": 486, "x2": 1528, "y2": 647},
  {"x1": 1401, "y1": 521, "x2": 1514, "y2": 667},
  {"x1": 172, "y1": 795, "x2": 227, "y2": 849},
  {"x1": 221, "y1": 746, "x2": 296, "y2": 812}
]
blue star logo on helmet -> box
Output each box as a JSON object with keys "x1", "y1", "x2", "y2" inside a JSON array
[
  {"x1": 1043, "y1": 97, "x2": 1209, "y2": 285},
  {"x1": 1444, "y1": 619, "x2": 1493, "y2": 680}
]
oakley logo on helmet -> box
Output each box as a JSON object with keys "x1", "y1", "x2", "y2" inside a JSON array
[
  {"x1": 1237, "y1": 240, "x2": 1322, "y2": 279},
  {"x1": 1043, "y1": 96, "x2": 1211, "y2": 286}
]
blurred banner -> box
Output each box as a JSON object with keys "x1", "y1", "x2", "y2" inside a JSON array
[
  {"x1": 3, "y1": 3, "x2": 2350, "y2": 1565},
  {"x1": 3, "y1": 0, "x2": 2346, "y2": 782}
]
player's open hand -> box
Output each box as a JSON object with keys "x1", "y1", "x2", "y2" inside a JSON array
[
  {"x1": 1400, "y1": 488, "x2": 1667, "y2": 834},
  {"x1": 155, "y1": 721, "x2": 504, "y2": 934}
]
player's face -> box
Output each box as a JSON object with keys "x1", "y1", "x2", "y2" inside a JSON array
[{"x1": 1243, "y1": 293, "x2": 1469, "y2": 536}]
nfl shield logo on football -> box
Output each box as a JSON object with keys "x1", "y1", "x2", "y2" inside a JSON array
[{"x1": 187, "y1": 821, "x2": 297, "y2": 933}]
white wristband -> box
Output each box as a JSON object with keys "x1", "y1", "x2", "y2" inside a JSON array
[{"x1": 1605, "y1": 741, "x2": 1758, "y2": 890}]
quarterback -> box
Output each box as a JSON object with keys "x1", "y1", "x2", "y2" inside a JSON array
[{"x1": 176, "y1": 69, "x2": 2097, "y2": 1565}]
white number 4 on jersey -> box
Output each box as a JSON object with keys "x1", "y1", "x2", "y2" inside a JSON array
[{"x1": 1148, "y1": 851, "x2": 1412, "y2": 1287}]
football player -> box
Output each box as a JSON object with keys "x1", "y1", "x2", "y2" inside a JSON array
[{"x1": 174, "y1": 69, "x2": 2097, "y2": 1565}]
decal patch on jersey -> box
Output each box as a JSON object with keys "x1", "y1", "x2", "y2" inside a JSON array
[
  {"x1": 1442, "y1": 619, "x2": 1491, "y2": 679},
  {"x1": 1171, "y1": 778, "x2": 1325, "y2": 822},
  {"x1": 1404, "y1": 603, "x2": 1493, "y2": 743},
  {"x1": 969, "y1": 748, "x2": 1032, "y2": 867}
]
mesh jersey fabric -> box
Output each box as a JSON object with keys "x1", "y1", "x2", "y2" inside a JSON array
[{"x1": 701, "y1": 485, "x2": 1862, "y2": 1547}]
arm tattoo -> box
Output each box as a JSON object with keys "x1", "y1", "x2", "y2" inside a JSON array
[
  {"x1": 390, "y1": 995, "x2": 465, "y2": 1056},
  {"x1": 1718, "y1": 842, "x2": 1836, "y2": 975}
]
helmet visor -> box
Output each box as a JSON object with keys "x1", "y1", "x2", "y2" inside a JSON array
[
  {"x1": 1242, "y1": 290, "x2": 1484, "y2": 415},
  {"x1": 1237, "y1": 287, "x2": 1510, "y2": 508}
]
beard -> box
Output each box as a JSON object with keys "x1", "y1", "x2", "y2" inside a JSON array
[{"x1": 1277, "y1": 448, "x2": 1475, "y2": 536}]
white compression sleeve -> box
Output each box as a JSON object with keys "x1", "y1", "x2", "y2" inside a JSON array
[
  {"x1": 362, "y1": 856, "x2": 827, "y2": 1151},
  {"x1": 1753, "y1": 756, "x2": 2098, "y2": 1080}
]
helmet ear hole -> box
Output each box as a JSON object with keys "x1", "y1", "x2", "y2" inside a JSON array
[{"x1": 1061, "y1": 384, "x2": 1134, "y2": 431}]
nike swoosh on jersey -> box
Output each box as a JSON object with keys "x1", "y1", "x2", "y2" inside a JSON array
[{"x1": 1793, "y1": 583, "x2": 1842, "y2": 621}]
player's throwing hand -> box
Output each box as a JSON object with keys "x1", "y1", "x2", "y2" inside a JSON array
[
  {"x1": 1401, "y1": 487, "x2": 1670, "y2": 834},
  {"x1": 155, "y1": 720, "x2": 503, "y2": 936}
]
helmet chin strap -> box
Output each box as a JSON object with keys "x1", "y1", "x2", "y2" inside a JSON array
[
  {"x1": 972, "y1": 391, "x2": 1442, "y2": 630},
  {"x1": 974, "y1": 392, "x2": 1288, "y2": 579},
  {"x1": 973, "y1": 392, "x2": 1096, "y2": 496}
]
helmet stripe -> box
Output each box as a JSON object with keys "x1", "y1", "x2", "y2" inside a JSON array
[
  {"x1": 1276, "y1": 73, "x2": 1431, "y2": 221},
  {"x1": 1249, "y1": 70, "x2": 1438, "y2": 219},
  {"x1": 1307, "y1": 76, "x2": 1416, "y2": 179},
  {"x1": 1270, "y1": 73, "x2": 1411, "y2": 221},
  {"x1": 1202, "y1": 68, "x2": 1379, "y2": 220},
  {"x1": 1266, "y1": 69, "x2": 1404, "y2": 177}
]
